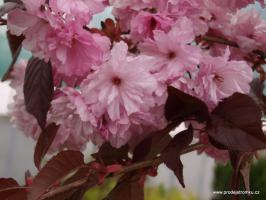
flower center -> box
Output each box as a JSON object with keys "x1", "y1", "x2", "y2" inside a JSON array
[
  {"x1": 168, "y1": 51, "x2": 177, "y2": 59},
  {"x1": 112, "y1": 77, "x2": 122, "y2": 86},
  {"x1": 213, "y1": 74, "x2": 224, "y2": 83},
  {"x1": 150, "y1": 18, "x2": 157, "y2": 30}
]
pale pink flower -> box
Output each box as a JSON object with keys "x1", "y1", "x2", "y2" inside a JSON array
[
  {"x1": 209, "y1": 0, "x2": 265, "y2": 11},
  {"x1": 8, "y1": 60, "x2": 41, "y2": 140},
  {"x1": 8, "y1": 7, "x2": 111, "y2": 77},
  {"x1": 130, "y1": 11, "x2": 173, "y2": 41},
  {"x1": 228, "y1": 9, "x2": 266, "y2": 52},
  {"x1": 9, "y1": 96, "x2": 41, "y2": 140},
  {"x1": 21, "y1": 0, "x2": 46, "y2": 14},
  {"x1": 140, "y1": 17, "x2": 201, "y2": 80},
  {"x1": 7, "y1": 9, "x2": 51, "y2": 59},
  {"x1": 194, "y1": 48, "x2": 253, "y2": 108},
  {"x1": 49, "y1": 0, "x2": 106, "y2": 23},
  {"x1": 48, "y1": 87, "x2": 103, "y2": 150},
  {"x1": 81, "y1": 41, "x2": 160, "y2": 147},
  {"x1": 109, "y1": 0, "x2": 152, "y2": 10},
  {"x1": 44, "y1": 20, "x2": 111, "y2": 77}
]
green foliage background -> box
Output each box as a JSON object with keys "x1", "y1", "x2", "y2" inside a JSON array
[
  {"x1": 83, "y1": 179, "x2": 197, "y2": 200},
  {"x1": 213, "y1": 158, "x2": 266, "y2": 200}
]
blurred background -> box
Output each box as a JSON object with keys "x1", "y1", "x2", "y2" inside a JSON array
[{"x1": 0, "y1": 1, "x2": 266, "y2": 200}]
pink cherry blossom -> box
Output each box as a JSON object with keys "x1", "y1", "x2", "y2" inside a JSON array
[
  {"x1": 8, "y1": 5, "x2": 111, "y2": 78},
  {"x1": 81, "y1": 41, "x2": 161, "y2": 147},
  {"x1": 194, "y1": 48, "x2": 253, "y2": 108},
  {"x1": 48, "y1": 87, "x2": 103, "y2": 150},
  {"x1": 49, "y1": 0, "x2": 106, "y2": 23},
  {"x1": 130, "y1": 11, "x2": 173, "y2": 41},
  {"x1": 228, "y1": 9, "x2": 266, "y2": 52},
  {"x1": 21, "y1": 0, "x2": 46, "y2": 15},
  {"x1": 210, "y1": 0, "x2": 265, "y2": 11},
  {"x1": 140, "y1": 17, "x2": 201, "y2": 80},
  {"x1": 8, "y1": 60, "x2": 41, "y2": 139},
  {"x1": 44, "y1": 20, "x2": 111, "y2": 77}
]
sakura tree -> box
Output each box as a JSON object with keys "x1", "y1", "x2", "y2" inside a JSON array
[{"x1": 0, "y1": 0, "x2": 266, "y2": 199}]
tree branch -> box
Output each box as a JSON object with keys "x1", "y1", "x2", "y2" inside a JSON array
[
  {"x1": 201, "y1": 35, "x2": 266, "y2": 59},
  {"x1": 38, "y1": 142, "x2": 206, "y2": 199}
]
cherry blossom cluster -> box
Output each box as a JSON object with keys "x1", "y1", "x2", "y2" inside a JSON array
[{"x1": 7, "y1": 0, "x2": 266, "y2": 161}]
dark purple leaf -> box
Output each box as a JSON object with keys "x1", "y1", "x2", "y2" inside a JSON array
[
  {"x1": 29, "y1": 150, "x2": 85, "y2": 200},
  {"x1": 133, "y1": 122, "x2": 177, "y2": 162},
  {"x1": 34, "y1": 123, "x2": 59, "y2": 169},
  {"x1": 0, "y1": 178, "x2": 28, "y2": 200},
  {"x1": 103, "y1": 173, "x2": 144, "y2": 200},
  {"x1": 92, "y1": 143, "x2": 129, "y2": 165},
  {"x1": 165, "y1": 86, "x2": 209, "y2": 123},
  {"x1": 24, "y1": 57, "x2": 54, "y2": 129},
  {"x1": 208, "y1": 93, "x2": 266, "y2": 151},
  {"x1": 230, "y1": 151, "x2": 253, "y2": 200},
  {"x1": 0, "y1": 178, "x2": 18, "y2": 188},
  {"x1": 2, "y1": 31, "x2": 24, "y2": 81},
  {"x1": 40, "y1": 165, "x2": 98, "y2": 200},
  {"x1": 2, "y1": 43, "x2": 22, "y2": 81},
  {"x1": 161, "y1": 126, "x2": 193, "y2": 188},
  {"x1": 7, "y1": 31, "x2": 24, "y2": 58}
]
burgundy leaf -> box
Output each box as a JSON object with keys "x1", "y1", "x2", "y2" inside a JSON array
[
  {"x1": 40, "y1": 166, "x2": 98, "y2": 200},
  {"x1": 161, "y1": 126, "x2": 193, "y2": 188},
  {"x1": 29, "y1": 150, "x2": 85, "y2": 200},
  {"x1": 208, "y1": 93, "x2": 266, "y2": 151},
  {"x1": 0, "y1": 178, "x2": 28, "y2": 200},
  {"x1": 24, "y1": 57, "x2": 54, "y2": 129},
  {"x1": 92, "y1": 143, "x2": 129, "y2": 165},
  {"x1": 0, "y1": 178, "x2": 18, "y2": 188},
  {"x1": 103, "y1": 173, "x2": 144, "y2": 200},
  {"x1": 7, "y1": 31, "x2": 24, "y2": 58},
  {"x1": 230, "y1": 151, "x2": 253, "y2": 200},
  {"x1": 34, "y1": 123, "x2": 59, "y2": 169},
  {"x1": 133, "y1": 122, "x2": 177, "y2": 162},
  {"x1": 165, "y1": 86, "x2": 209, "y2": 123},
  {"x1": 2, "y1": 44, "x2": 22, "y2": 81},
  {"x1": 2, "y1": 31, "x2": 24, "y2": 81}
]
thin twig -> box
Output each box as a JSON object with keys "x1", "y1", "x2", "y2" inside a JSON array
[
  {"x1": 202, "y1": 35, "x2": 266, "y2": 59},
  {"x1": 115, "y1": 142, "x2": 206, "y2": 176},
  {"x1": 40, "y1": 178, "x2": 89, "y2": 200}
]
